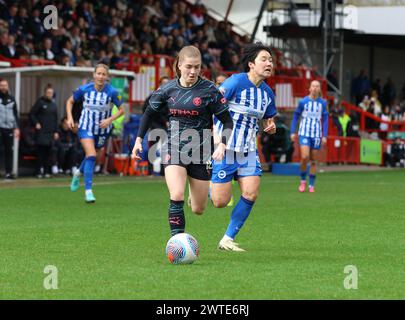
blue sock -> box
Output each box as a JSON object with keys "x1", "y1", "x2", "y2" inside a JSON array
[
  {"x1": 309, "y1": 174, "x2": 316, "y2": 187},
  {"x1": 300, "y1": 171, "x2": 307, "y2": 181},
  {"x1": 79, "y1": 157, "x2": 86, "y2": 174},
  {"x1": 225, "y1": 196, "x2": 255, "y2": 239},
  {"x1": 84, "y1": 156, "x2": 96, "y2": 191}
]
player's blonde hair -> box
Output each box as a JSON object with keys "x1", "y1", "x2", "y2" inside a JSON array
[
  {"x1": 94, "y1": 63, "x2": 109, "y2": 74},
  {"x1": 173, "y1": 46, "x2": 201, "y2": 78}
]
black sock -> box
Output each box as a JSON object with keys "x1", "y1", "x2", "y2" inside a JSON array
[{"x1": 169, "y1": 200, "x2": 185, "y2": 236}]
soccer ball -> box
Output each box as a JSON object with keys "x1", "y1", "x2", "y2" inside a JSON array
[{"x1": 165, "y1": 233, "x2": 199, "y2": 264}]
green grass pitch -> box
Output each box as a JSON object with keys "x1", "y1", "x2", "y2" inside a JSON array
[{"x1": 1, "y1": 169, "x2": 404, "y2": 299}]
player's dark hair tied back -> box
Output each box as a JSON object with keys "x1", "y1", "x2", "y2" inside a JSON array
[{"x1": 241, "y1": 42, "x2": 272, "y2": 72}]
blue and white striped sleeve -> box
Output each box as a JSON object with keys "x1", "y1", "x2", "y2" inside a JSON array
[
  {"x1": 263, "y1": 89, "x2": 277, "y2": 119},
  {"x1": 291, "y1": 100, "x2": 304, "y2": 134},
  {"x1": 322, "y1": 100, "x2": 329, "y2": 137},
  {"x1": 218, "y1": 75, "x2": 238, "y2": 100},
  {"x1": 72, "y1": 85, "x2": 85, "y2": 102}
]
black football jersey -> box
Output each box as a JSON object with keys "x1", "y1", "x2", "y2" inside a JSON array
[{"x1": 146, "y1": 77, "x2": 229, "y2": 164}]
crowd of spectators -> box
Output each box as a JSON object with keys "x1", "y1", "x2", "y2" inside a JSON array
[
  {"x1": 350, "y1": 69, "x2": 405, "y2": 133},
  {"x1": 0, "y1": 0, "x2": 249, "y2": 75}
]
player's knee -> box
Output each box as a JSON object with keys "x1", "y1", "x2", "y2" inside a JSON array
[
  {"x1": 301, "y1": 155, "x2": 309, "y2": 162},
  {"x1": 211, "y1": 197, "x2": 229, "y2": 208},
  {"x1": 170, "y1": 192, "x2": 184, "y2": 202},
  {"x1": 191, "y1": 205, "x2": 205, "y2": 215},
  {"x1": 242, "y1": 191, "x2": 258, "y2": 202}
]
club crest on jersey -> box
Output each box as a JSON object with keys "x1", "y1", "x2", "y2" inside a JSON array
[
  {"x1": 218, "y1": 170, "x2": 227, "y2": 179},
  {"x1": 220, "y1": 97, "x2": 227, "y2": 104},
  {"x1": 193, "y1": 97, "x2": 202, "y2": 106}
]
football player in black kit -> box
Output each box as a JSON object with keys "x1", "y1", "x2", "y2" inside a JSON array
[{"x1": 132, "y1": 46, "x2": 233, "y2": 237}]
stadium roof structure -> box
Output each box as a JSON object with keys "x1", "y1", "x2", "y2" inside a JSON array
[
  {"x1": 263, "y1": 24, "x2": 405, "y2": 50},
  {"x1": 0, "y1": 65, "x2": 136, "y2": 177}
]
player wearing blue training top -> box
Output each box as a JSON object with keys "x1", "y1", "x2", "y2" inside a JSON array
[
  {"x1": 290, "y1": 80, "x2": 328, "y2": 193},
  {"x1": 211, "y1": 42, "x2": 277, "y2": 252},
  {"x1": 66, "y1": 64, "x2": 124, "y2": 203}
]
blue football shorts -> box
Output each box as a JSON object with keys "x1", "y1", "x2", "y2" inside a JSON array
[
  {"x1": 211, "y1": 150, "x2": 262, "y2": 183},
  {"x1": 299, "y1": 136, "x2": 322, "y2": 150},
  {"x1": 78, "y1": 129, "x2": 110, "y2": 149}
]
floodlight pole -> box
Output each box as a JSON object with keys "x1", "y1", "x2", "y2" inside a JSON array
[{"x1": 251, "y1": 0, "x2": 268, "y2": 42}]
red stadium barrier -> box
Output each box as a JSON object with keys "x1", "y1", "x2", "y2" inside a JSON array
[
  {"x1": 290, "y1": 136, "x2": 361, "y2": 164},
  {"x1": 0, "y1": 55, "x2": 56, "y2": 67},
  {"x1": 341, "y1": 101, "x2": 405, "y2": 132}
]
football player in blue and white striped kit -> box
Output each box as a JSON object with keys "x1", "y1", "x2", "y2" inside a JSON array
[
  {"x1": 290, "y1": 80, "x2": 328, "y2": 193},
  {"x1": 211, "y1": 42, "x2": 277, "y2": 252},
  {"x1": 66, "y1": 64, "x2": 124, "y2": 203}
]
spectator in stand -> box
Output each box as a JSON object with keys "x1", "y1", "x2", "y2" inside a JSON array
[
  {"x1": 190, "y1": 2, "x2": 206, "y2": 27},
  {"x1": 37, "y1": 38, "x2": 56, "y2": 61},
  {"x1": 5, "y1": 34, "x2": 16, "y2": 58},
  {"x1": 16, "y1": 7, "x2": 29, "y2": 36},
  {"x1": 67, "y1": 25, "x2": 81, "y2": 51},
  {"x1": 227, "y1": 52, "x2": 241, "y2": 72},
  {"x1": 5, "y1": 4, "x2": 18, "y2": 35},
  {"x1": 77, "y1": 1, "x2": 96, "y2": 35},
  {"x1": 0, "y1": 32, "x2": 10, "y2": 58},
  {"x1": 371, "y1": 78, "x2": 382, "y2": 99},
  {"x1": 214, "y1": 21, "x2": 230, "y2": 48},
  {"x1": 203, "y1": 17, "x2": 217, "y2": 45},
  {"x1": 370, "y1": 96, "x2": 381, "y2": 116},
  {"x1": 382, "y1": 77, "x2": 396, "y2": 107},
  {"x1": 29, "y1": 85, "x2": 59, "y2": 178},
  {"x1": 28, "y1": 8, "x2": 45, "y2": 42},
  {"x1": 370, "y1": 90, "x2": 382, "y2": 114},
  {"x1": 391, "y1": 102, "x2": 405, "y2": 121},
  {"x1": 358, "y1": 95, "x2": 370, "y2": 111},
  {"x1": 379, "y1": 105, "x2": 391, "y2": 139},
  {"x1": 365, "y1": 99, "x2": 379, "y2": 131},
  {"x1": 0, "y1": 2, "x2": 7, "y2": 20},
  {"x1": 350, "y1": 69, "x2": 371, "y2": 105},
  {"x1": 14, "y1": 36, "x2": 31, "y2": 59},
  {"x1": 61, "y1": 37, "x2": 75, "y2": 66},
  {"x1": 0, "y1": 33, "x2": 16, "y2": 58},
  {"x1": 0, "y1": 0, "x2": 250, "y2": 74},
  {"x1": 346, "y1": 111, "x2": 360, "y2": 138},
  {"x1": 200, "y1": 41, "x2": 215, "y2": 69},
  {"x1": 142, "y1": 0, "x2": 164, "y2": 18}
]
